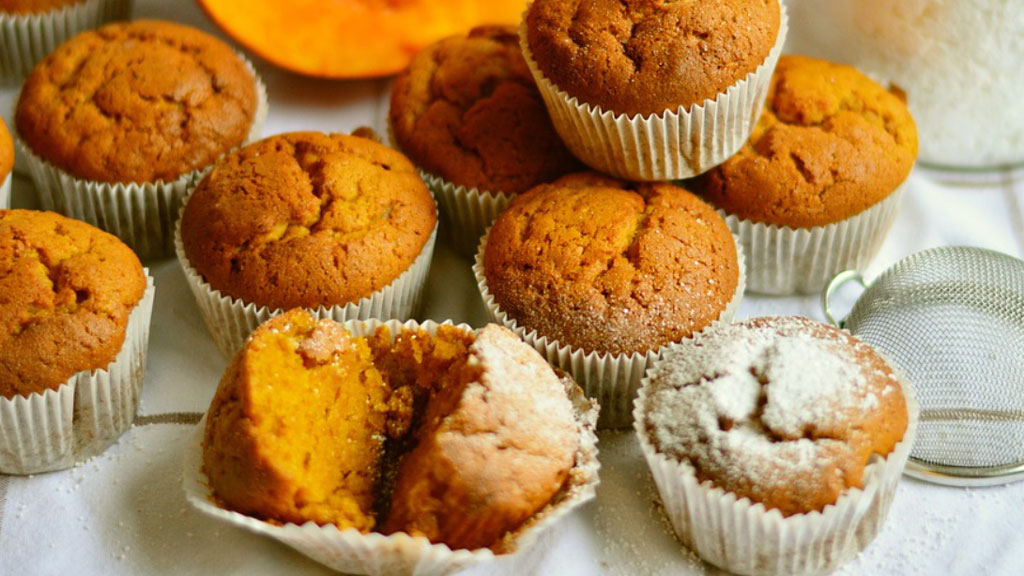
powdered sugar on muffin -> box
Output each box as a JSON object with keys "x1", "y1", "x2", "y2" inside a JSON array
[{"x1": 644, "y1": 316, "x2": 906, "y2": 516}]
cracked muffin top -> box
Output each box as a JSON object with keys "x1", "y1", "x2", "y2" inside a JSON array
[
  {"x1": 390, "y1": 25, "x2": 581, "y2": 194},
  {"x1": 180, "y1": 132, "x2": 437, "y2": 311},
  {"x1": 524, "y1": 0, "x2": 781, "y2": 117},
  {"x1": 0, "y1": 0, "x2": 80, "y2": 14},
  {"x1": 482, "y1": 172, "x2": 739, "y2": 356},
  {"x1": 698, "y1": 55, "x2": 919, "y2": 228},
  {"x1": 15, "y1": 19, "x2": 258, "y2": 184},
  {"x1": 641, "y1": 316, "x2": 909, "y2": 516},
  {"x1": 0, "y1": 209, "x2": 145, "y2": 398},
  {"x1": 0, "y1": 117, "x2": 12, "y2": 180}
]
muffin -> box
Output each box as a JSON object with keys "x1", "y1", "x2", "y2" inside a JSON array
[
  {"x1": 390, "y1": 25, "x2": 582, "y2": 255},
  {"x1": 476, "y1": 172, "x2": 744, "y2": 427},
  {"x1": 177, "y1": 131, "x2": 438, "y2": 357},
  {"x1": 203, "y1": 309, "x2": 397, "y2": 531},
  {"x1": 635, "y1": 316, "x2": 918, "y2": 575},
  {"x1": 697, "y1": 54, "x2": 918, "y2": 294},
  {"x1": 0, "y1": 0, "x2": 130, "y2": 81},
  {"x1": 0, "y1": 209, "x2": 154, "y2": 474},
  {"x1": 15, "y1": 19, "x2": 267, "y2": 257},
  {"x1": 381, "y1": 320, "x2": 579, "y2": 550},
  {"x1": 521, "y1": 0, "x2": 787, "y2": 180},
  {"x1": 194, "y1": 312, "x2": 599, "y2": 575},
  {"x1": 0, "y1": 116, "x2": 12, "y2": 209}
]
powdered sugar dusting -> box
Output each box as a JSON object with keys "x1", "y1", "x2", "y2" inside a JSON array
[{"x1": 644, "y1": 316, "x2": 896, "y2": 515}]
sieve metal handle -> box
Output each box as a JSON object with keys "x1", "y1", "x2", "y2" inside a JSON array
[{"x1": 822, "y1": 270, "x2": 867, "y2": 327}]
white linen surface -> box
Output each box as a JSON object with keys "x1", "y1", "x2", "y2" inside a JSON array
[{"x1": 1, "y1": 1, "x2": 1022, "y2": 574}]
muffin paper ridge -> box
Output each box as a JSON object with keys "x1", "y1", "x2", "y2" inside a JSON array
[
  {"x1": 0, "y1": 272, "x2": 155, "y2": 475},
  {"x1": 420, "y1": 169, "x2": 514, "y2": 258},
  {"x1": 15, "y1": 55, "x2": 268, "y2": 259},
  {"x1": 474, "y1": 226, "x2": 746, "y2": 429},
  {"x1": 183, "y1": 318, "x2": 600, "y2": 576},
  {"x1": 0, "y1": 0, "x2": 132, "y2": 82},
  {"x1": 174, "y1": 184, "x2": 439, "y2": 359},
  {"x1": 632, "y1": 336, "x2": 920, "y2": 576},
  {"x1": 725, "y1": 183, "x2": 906, "y2": 295},
  {"x1": 519, "y1": 0, "x2": 788, "y2": 181}
]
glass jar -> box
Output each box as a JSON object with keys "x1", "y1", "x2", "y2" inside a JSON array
[{"x1": 785, "y1": 0, "x2": 1024, "y2": 170}]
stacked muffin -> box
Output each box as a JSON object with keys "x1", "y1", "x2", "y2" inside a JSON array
[
  {"x1": 0, "y1": 209, "x2": 154, "y2": 474},
  {"x1": 15, "y1": 19, "x2": 267, "y2": 258}
]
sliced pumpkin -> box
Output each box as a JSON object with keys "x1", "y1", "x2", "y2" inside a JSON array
[{"x1": 196, "y1": 0, "x2": 528, "y2": 79}]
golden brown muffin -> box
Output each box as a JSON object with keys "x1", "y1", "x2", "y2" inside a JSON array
[
  {"x1": 390, "y1": 25, "x2": 582, "y2": 194},
  {"x1": 0, "y1": 209, "x2": 145, "y2": 398},
  {"x1": 203, "y1": 309, "x2": 404, "y2": 529},
  {"x1": 0, "y1": 0, "x2": 79, "y2": 14},
  {"x1": 180, "y1": 132, "x2": 437, "y2": 311},
  {"x1": 525, "y1": 0, "x2": 781, "y2": 117},
  {"x1": 643, "y1": 316, "x2": 908, "y2": 517},
  {"x1": 698, "y1": 55, "x2": 919, "y2": 229},
  {"x1": 381, "y1": 323, "x2": 578, "y2": 550},
  {"x1": 15, "y1": 19, "x2": 258, "y2": 184},
  {"x1": 483, "y1": 172, "x2": 739, "y2": 356},
  {"x1": 0, "y1": 117, "x2": 12, "y2": 180}
]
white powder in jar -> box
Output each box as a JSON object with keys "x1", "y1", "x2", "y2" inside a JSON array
[{"x1": 785, "y1": 0, "x2": 1024, "y2": 169}]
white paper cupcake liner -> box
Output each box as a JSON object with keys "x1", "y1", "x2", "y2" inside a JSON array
[
  {"x1": 421, "y1": 170, "x2": 514, "y2": 258},
  {"x1": 726, "y1": 184, "x2": 905, "y2": 295},
  {"x1": 633, "y1": 346, "x2": 920, "y2": 576},
  {"x1": 0, "y1": 0, "x2": 132, "y2": 82},
  {"x1": 0, "y1": 273, "x2": 154, "y2": 475},
  {"x1": 474, "y1": 227, "x2": 745, "y2": 429},
  {"x1": 183, "y1": 318, "x2": 600, "y2": 576},
  {"x1": 0, "y1": 171, "x2": 10, "y2": 208},
  {"x1": 16, "y1": 58, "x2": 268, "y2": 259},
  {"x1": 519, "y1": 1, "x2": 788, "y2": 181},
  {"x1": 174, "y1": 187, "x2": 439, "y2": 358}
]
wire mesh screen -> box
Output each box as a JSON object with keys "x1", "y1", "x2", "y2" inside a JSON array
[{"x1": 843, "y1": 247, "x2": 1024, "y2": 477}]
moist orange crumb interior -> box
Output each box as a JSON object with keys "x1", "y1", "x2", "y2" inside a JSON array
[
  {"x1": 203, "y1": 311, "x2": 400, "y2": 530},
  {"x1": 202, "y1": 310, "x2": 482, "y2": 535}
]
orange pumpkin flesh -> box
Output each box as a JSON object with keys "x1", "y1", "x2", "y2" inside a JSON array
[{"x1": 196, "y1": 0, "x2": 528, "y2": 79}]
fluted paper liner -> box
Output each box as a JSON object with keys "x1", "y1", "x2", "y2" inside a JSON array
[
  {"x1": 727, "y1": 184, "x2": 905, "y2": 295},
  {"x1": 16, "y1": 58, "x2": 268, "y2": 259},
  {"x1": 633, "y1": 345, "x2": 920, "y2": 576},
  {"x1": 519, "y1": 2, "x2": 788, "y2": 181},
  {"x1": 175, "y1": 187, "x2": 439, "y2": 358},
  {"x1": 183, "y1": 318, "x2": 600, "y2": 576},
  {"x1": 1, "y1": 172, "x2": 10, "y2": 208},
  {"x1": 421, "y1": 170, "x2": 514, "y2": 258},
  {"x1": 0, "y1": 274, "x2": 154, "y2": 475},
  {"x1": 474, "y1": 228, "x2": 745, "y2": 429},
  {"x1": 0, "y1": 0, "x2": 131, "y2": 82}
]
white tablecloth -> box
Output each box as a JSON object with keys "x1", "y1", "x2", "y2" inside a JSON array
[{"x1": 1, "y1": 2, "x2": 1023, "y2": 575}]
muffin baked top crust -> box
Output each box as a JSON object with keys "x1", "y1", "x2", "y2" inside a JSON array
[
  {"x1": 0, "y1": 117, "x2": 12, "y2": 179},
  {"x1": 0, "y1": 210, "x2": 145, "y2": 398},
  {"x1": 391, "y1": 25, "x2": 581, "y2": 194},
  {"x1": 16, "y1": 19, "x2": 258, "y2": 183},
  {"x1": 483, "y1": 172, "x2": 739, "y2": 356},
  {"x1": 643, "y1": 316, "x2": 908, "y2": 516},
  {"x1": 181, "y1": 132, "x2": 436, "y2": 311},
  {"x1": 525, "y1": 0, "x2": 781, "y2": 117},
  {"x1": 0, "y1": 0, "x2": 80, "y2": 14},
  {"x1": 699, "y1": 55, "x2": 919, "y2": 228}
]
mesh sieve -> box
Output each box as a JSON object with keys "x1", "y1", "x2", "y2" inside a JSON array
[{"x1": 823, "y1": 246, "x2": 1024, "y2": 487}]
